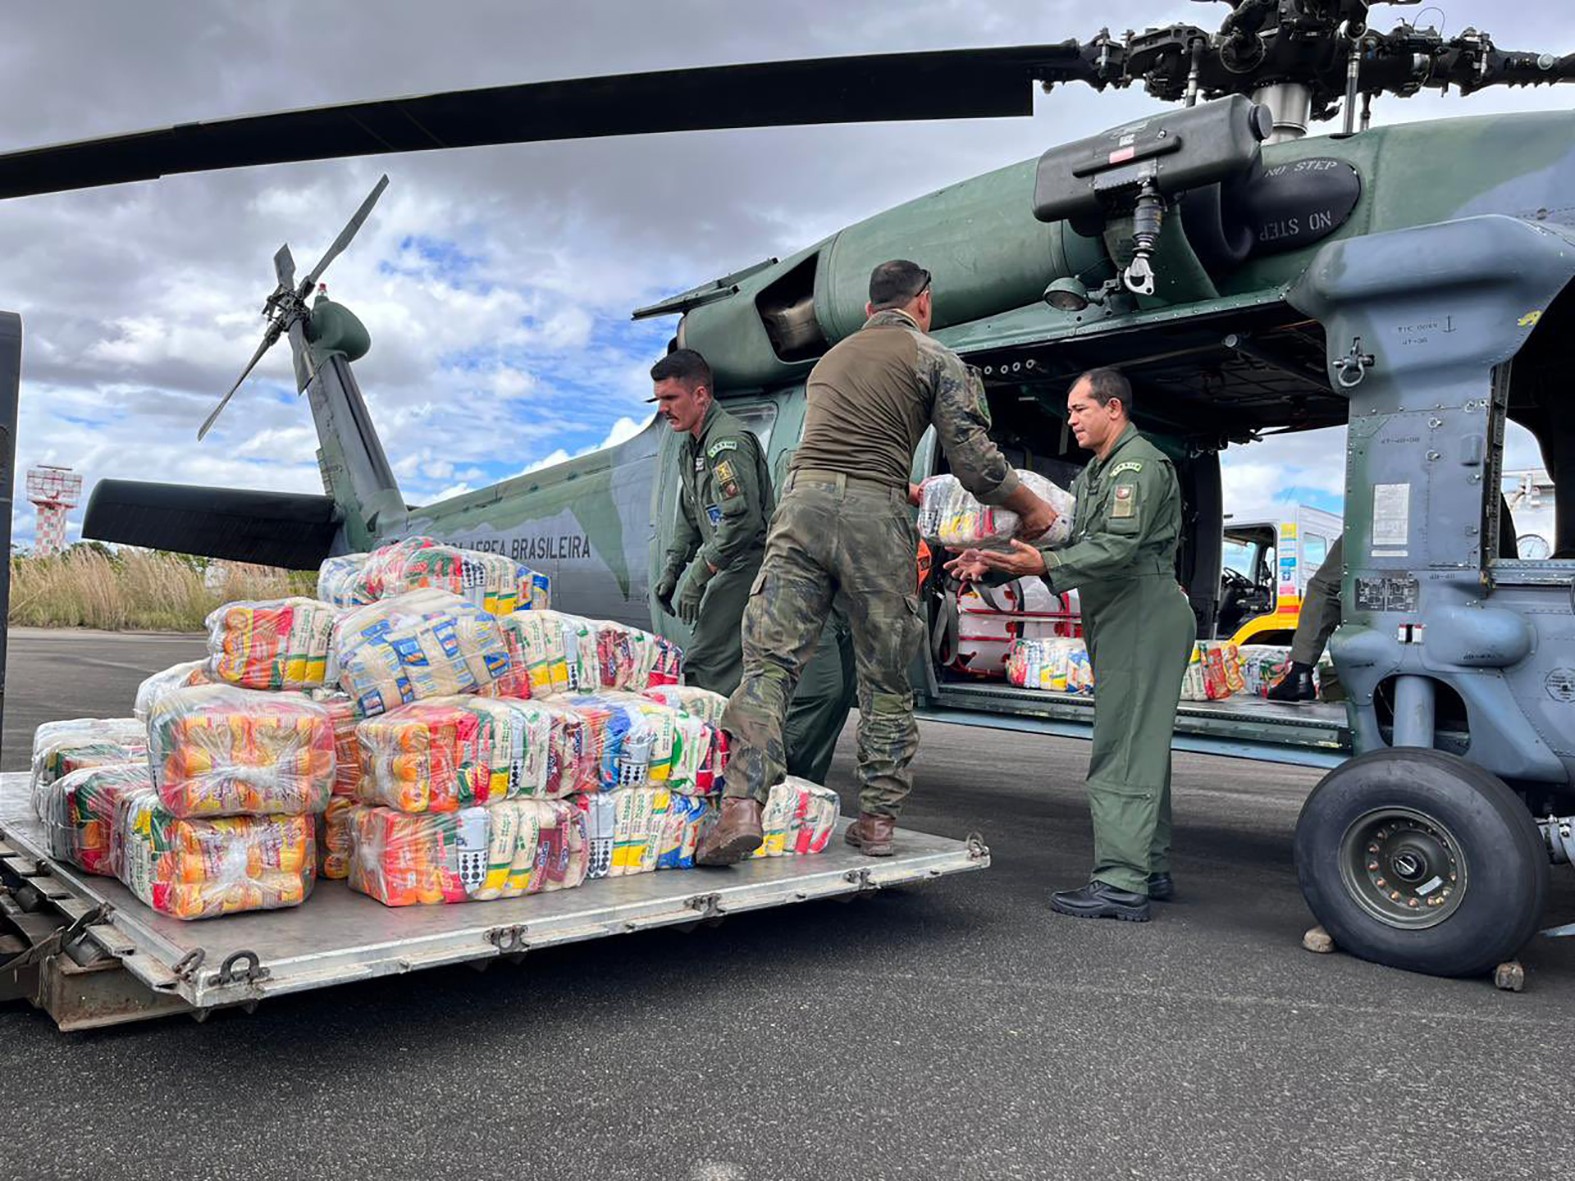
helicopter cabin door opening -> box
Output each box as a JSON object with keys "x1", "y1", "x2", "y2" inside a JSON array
[
  {"x1": 914, "y1": 295, "x2": 1353, "y2": 766},
  {"x1": 1218, "y1": 504, "x2": 1342, "y2": 645}
]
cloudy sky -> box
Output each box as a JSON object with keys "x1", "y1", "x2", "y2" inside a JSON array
[{"x1": 2, "y1": 0, "x2": 1570, "y2": 548}]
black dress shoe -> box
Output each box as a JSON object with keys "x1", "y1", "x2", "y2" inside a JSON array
[
  {"x1": 1050, "y1": 881, "x2": 1151, "y2": 922},
  {"x1": 1147, "y1": 872, "x2": 1174, "y2": 902},
  {"x1": 1266, "y1": 663, "x2": 1317, "y2": 703}
]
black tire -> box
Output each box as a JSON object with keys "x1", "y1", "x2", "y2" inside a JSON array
[{"x1": 1293, "y1": 748, "x2": 1549, "y2": 978}]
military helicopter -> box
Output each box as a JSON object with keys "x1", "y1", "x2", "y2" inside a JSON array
[{"x1": 2, "y1": 0, "x2": 1573, "y2": 981}]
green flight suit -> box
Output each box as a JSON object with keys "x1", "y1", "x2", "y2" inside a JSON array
[
  {"x1": 1038, "y1": 424, "x2": 1196, "y2": 895},
  {"x1": 659, "y1": 402, "x2": 773, "y2": 695}
]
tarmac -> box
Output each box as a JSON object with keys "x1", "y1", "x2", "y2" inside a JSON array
[{"x1": 3, "y1": 628, "x2": 1573, "y2": 1181}]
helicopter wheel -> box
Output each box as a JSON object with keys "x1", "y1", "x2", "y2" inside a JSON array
[{"x1": 1293, "y1": 748, "x2": 1548, "y2": 978}]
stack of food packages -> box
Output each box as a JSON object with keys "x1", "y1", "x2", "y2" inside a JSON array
[
  {"x1": 754, "y1": 779, "x2": 841, "y2": 858},
  {"x1": 1236, "y1": 644, "x2": 1335, "y2": 699},
  {"x1": 1180, "y1": 641, "x2": 1247, "y2": 702},
  {"x1": 1007, "y1": 638, "x2": 1094, "y2": 694},
  {"x1": 30, "y1": 719, "x2": 151, "y2": 875},
  {"x1": 918, "y1": 470, "x2": 1076, "y2": 550}
]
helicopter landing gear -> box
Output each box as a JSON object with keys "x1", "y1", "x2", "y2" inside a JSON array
[{"x1": 1294, "y1": 748, "x2": 1548, "y2": 979}]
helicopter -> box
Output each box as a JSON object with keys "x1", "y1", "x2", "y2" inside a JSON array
[{"x1": 0, "y1": 0, "x2": 1571, "y2": 980}]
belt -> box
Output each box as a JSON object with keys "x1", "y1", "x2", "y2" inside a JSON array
[{"x1": 786, "y1": 469, "x2": 904, "y2": 497}]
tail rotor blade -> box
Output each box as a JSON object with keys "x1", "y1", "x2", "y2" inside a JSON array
[
  {"x1": 198, "y1": 323, "x2": 282, "y2": 440},
  {"x1": 301, "y1": 174, "x2": 388, "y2": 293}
]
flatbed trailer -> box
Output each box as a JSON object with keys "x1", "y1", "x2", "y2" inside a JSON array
[{"x1": 0, "y1": 772, "x2": 990, "y2": 1031}]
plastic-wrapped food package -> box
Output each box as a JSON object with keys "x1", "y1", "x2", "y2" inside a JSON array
[
  {"x1": 577, "y1": 792, "x2": 616, "y2": 879},
  {"x1": 598, "y1": 691, "x2": 717, "y2": 795},
  {"x1": 355, "y1": 695, "x2": 561, "y2": 812},
  {"x1": 641, "y1": 685, "x2": 728, "y2": 726},
  {"x1": 753, "y1": 778, "x2": 840, "y2": 858},
  {"x1": 498, "y1": 610, "x2": 569, "y2": 698},
  {"x1": 595, "y1": 622, "x2": 683, "y2": 691},
  {"x1": 1236, "y1": 644, "x2": 1321, "y2": 699},
  {"x1": 30, "y1": 718, "x2": 149, "y2": 818},
  {"x1": 520, "y1": 568, "x2": 551, "y2": 612},
  {"x1": 305, "y1": 690, "x2": 364, "y2": 797},
  {"x1": 576, "y1": 790, "x2": 709, "y2": 880},
  {"x1": 1006, "y1": 638, "x2": 1094, "y2": 694},
  {"x1": 610, "y1": 786, "x2": 667, "y2": 876},
  {"x1": 657, "y1": 794, "x2": 712, "y2": 870},
  {"x1": 354, "y1": 537, "x2": 437, "y2": 602},
  {"x1": 134, "y1": 661, "x2": 214, "y2": 721},
  {"x1": 917, "y1": 470, "x2": 1075, "y2": 550},
  {"x1": 41, "y1": 762, "x2": 153, "y2": 875},
  {"x1": 1182, "y1": 641, "x2": 1244, "y2": 702},
  {"x1": 111, "y1": 787, "x2": 315, "y2": 920},
  {"x1": 565, "y1": 695, "x2": 658, "y2": 791},
  {"x1": 330, "y1": 589, "x2": 510, "y2": 715},
  {"x1": 381, "y1": 543, "x2": 525, "y2": 617},
  {"x1": 206, "y1": 596, "x2": 338, "y2": 690},
  {"x1": 317, "y1": 553, "x2": 374, "y2": 608},
  {"x1": 346, "y1": 799, "x2": 586, "y2": 906},
  {"x1": 319, "y1": 796, "x2": 356, "y2": 880},
  {"x1": 558, "y1": 613, "x2": 601, "y2": 693},
  {"x1": 147, "y1": 684, "x2": 334, "y2": 817}
]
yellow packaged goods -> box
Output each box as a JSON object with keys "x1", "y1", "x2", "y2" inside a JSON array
[
  {"x1": 355, "y1": 695, "x2": 561, "y2": 813},
  {"x1": 206, "y1": 596, "x2": 338, "y2": 690},
  {"x1": 41, "y1": 762, "x2": 152, "y2": 876},
  {"x1": 342, "y1": 536, "x2": 552, "y2": 618},
  {"x1": 1006, "y1": 638, "x2": 1094, "y2": 694},
  {"x1": 1182, "y1": 641, "x2": 1244, "y2": 702},
  {"x1": 330, "y1": 589, "x2": 510, "y2": 715},
  {"x1": 111, "y1": 787, "x2": 315, "y2": 920},
  {"x1": 133, "y1": 660, "x2": 213, "y2": 721},
  {"x1": 496, "y1": 610, "x2": 570, "y2": 697},
  {"x1": 641, "y1": 685, "x2": 728, "y2": 726},
  {"x1": 147, "y1": 684, "x2": 335, "y2": 818},
  {"x1": 917, "y1": 470, "x2": 1076, "y2": 550},
  {"x1": 30, "y1": 717, "x2": 148, "y2": 818},
  {"x1": 753, "y1": 778, "x2": 840, "y2": 858},
  {"x1": 345, "y1": 799, "x2": 587, "y2": 906}
]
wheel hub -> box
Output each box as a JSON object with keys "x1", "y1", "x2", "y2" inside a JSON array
[{"x1": 1338, "y1": 807, "x2": 1468, "y2": 930}]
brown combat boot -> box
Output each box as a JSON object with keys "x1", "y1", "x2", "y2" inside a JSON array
[
  {"x1": 843, "y1": 813, "x2": 897, "y2": 857},
  {"x1": 695, "y1": 798, "x2": 764, "y2": 866}
]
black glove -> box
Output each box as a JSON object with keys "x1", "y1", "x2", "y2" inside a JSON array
[
  {"x1": 655, "y1": 567, "x2": 681, "y2": 615},
  {"x1": 675, "y1": 562, "x2": 715, "y2": 625}
]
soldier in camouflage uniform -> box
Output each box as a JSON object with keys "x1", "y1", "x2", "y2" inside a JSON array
[
  {"x1": 948, "y1": 369, "x2": 1195, "y2": 922},
  {"x1": 651, "y1": 349, "x2": 857, "y2": 761},
  {"x1": 696, "y1": 260, "x2": 1057, "y2": 866}
]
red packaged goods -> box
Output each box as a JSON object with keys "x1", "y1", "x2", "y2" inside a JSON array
[
  {"x1": 41, "y1": 762, "x2": 153, "y2": 876},
  {"x1": 206, "y1": 596, "x2": 338, "y2": 690}
]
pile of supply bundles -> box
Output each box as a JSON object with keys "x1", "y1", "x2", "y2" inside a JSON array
[
  {"x1": 206, "y1": 596, "x2": 337, "y2": 690},
  {"x1": 494, "y1": 611, "x2": 683, "y2": 699},
  {"x1": 134, "y1": 661, "x2": 213, "y2": 721},
  {"x1": 344, "y1": 798, "x2": 587, "y2": 906},
  {"x1": 29, "y1": 717, "x2": 148, "y2": 814},
  {"x1": 918, "y1": 470, "x2": 1075, "y2": 550},
  {"x1": 331, "y1": 589, "x2": 510, "y2": 715},
  {"x1": 111, "y1": 787, "x2": 315, "y2": 919},
  {"x1": 1181, "y1": 641, "x2": 1247, "y2": 702},
  {"x1": 1237, "y1": 644, "x2": 1294, "y2": 697},
  {"x1": 318, "y1": 553, "x2": 374, "y2": 609},
  {"x1": 324, "y1": 536, "x2": 551, "y2": 617},
  {"x1": 147, "y1": 684, "x2": 335, "y2": 817},
  {"x1": 39, "y1": 762, "x2": 153, "y2": 875},
  {"x1": 1007, "y1": 638, "x2": 1094, "y2": 694},
  {"x1": 355, "y1": 695, "x2": 569, "y2": 812},
  {"x1": 754, "y1": 779, "x2": 840, "y2": 858}
]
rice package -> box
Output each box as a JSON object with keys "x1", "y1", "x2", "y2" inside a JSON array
[
  {"x1": 319, "y1": 796, "x2": 356, "y2": 880},
  {"x1": 330, "y1": 589, "x2": 510, "y2": 715},
  {"x1": 345, "y1": 798, "x2": 586, "y2": 907},
  {"x1": 753, "y1": 778, "x2": 840, "y2": 858},
  {"x1": 918, "y1": 470, "x2": 1075, "y2": 550},
  {"x1": 111, "y1": 787, "x2": 315, "y2": 920},
  {"x1": 349, "y1": 535, "x2": 552, "y2": 619},
  {"x1": 147, "y1": 684, "x2": 334, "y2": 818},
  {"x1": 41, "y1": 762, "x2": 153, "y2": 876},
  {"x1": 642, "y1": 685, "x2": 728, "y2": 727},
  {"x1": 318, "y1": 553, "x2": 374, "y2": 608},
  {"x1": 30, "y1": 717, "x2": 149, "y2": 818},
  {"x1": 134, "y1": 661, "x2": 214, "y2": 721},
  {"x1": 355, "y1": 695, "x2": 564, "y2": 812},
  {"x1": 496, "y1": 610, "x2": 567, "y2": 698},
  {"x1": 595, "y1": 622, "x2": 683, "y2": 691},
  {"x1": 206, "y1": 596, "x2": 338, "y2": 690},
  {"x1": 1236, "y1": 644, "x2": 1302, "y2": 697},
  {"x1": 1006, "y1": 638, "x2": 1094, "y2": 694},
  {"x1": 520, "y1": 568, "x2": 552, "y2": 611},
  {"x1": 1182, "y1": 641, "x2": 1245, "y2": 702},
  {"x1": 565, "y1": 695, "x2": 658, "y2": 791},
  {"x1": 597, "y1": 691, "x2": 718, "y2": 795}
]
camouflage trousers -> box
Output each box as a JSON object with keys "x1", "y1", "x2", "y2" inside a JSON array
[{"x1": 722, "y1": 471, "x2": 923, "y2": 818}]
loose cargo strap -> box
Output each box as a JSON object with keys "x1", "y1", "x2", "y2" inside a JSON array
[{"x1": 932, "y1": 577, "x2": 1027, "y2": 667}]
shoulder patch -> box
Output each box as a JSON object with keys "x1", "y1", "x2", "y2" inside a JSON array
[
  {"x1": 713, "y1": 459, "x2": 737, "y2": 487},
  {"x1": 1110, "y1": 461, "x2": 1144, "y2": 476},
  {"x1": 707, "y1": 439, "x2": 739, "y2": 459}
]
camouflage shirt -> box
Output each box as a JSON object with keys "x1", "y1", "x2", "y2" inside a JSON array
[
  {"x1": 663, "y1": 401, "x2": 774, "y2": 578},
  {"x1": 789, "y1": 308, "x2": 1020, "y2": 504}
]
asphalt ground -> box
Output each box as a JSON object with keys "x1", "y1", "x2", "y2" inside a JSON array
[{"x1": 4, "y1": 629, "x2": 1575, "y2": 1181}]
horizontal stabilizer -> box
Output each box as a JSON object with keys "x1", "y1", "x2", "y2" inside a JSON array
[{"x1": 83, "y1": 480, "x2": 340, "y2": 570}]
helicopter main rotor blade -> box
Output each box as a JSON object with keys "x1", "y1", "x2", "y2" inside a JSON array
[
  {"x1": 198, "y1": 322, "x2": 283, "y2": 441},
  {"x1": 301, "y1": 174, "x2": 388, "y2": 294},
  {"x1": 274, "y1": 242, "x2": 296, "y2": 293},
  {"x1": 0, "y1": 44, "x2": 1099, "y2": 200}
]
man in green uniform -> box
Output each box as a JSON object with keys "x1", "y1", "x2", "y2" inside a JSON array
[
  {"x1": 649, "y1": 349, "x2": 856, "y2": 765},
  {"x1": 949, "y1": 368, "x2": 1195, "y2": 922},
  {"x1": 696, "y1": 259, "x2": 1057, "y2": 866}
]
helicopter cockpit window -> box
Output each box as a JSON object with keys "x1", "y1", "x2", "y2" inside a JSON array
[{"x1": 726, "y1": 402, "x2": 778, "y2": 454}]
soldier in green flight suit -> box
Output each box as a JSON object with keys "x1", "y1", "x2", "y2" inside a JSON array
[
  {"x1": 949, "y1": 368, "x2": 1196, "y2": 923},
  {"x1": 650, "y1": 348, "x2": 854, "y2": 767}
]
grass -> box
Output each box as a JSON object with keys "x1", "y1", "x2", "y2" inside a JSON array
[{"x1": 8, "y1": 550, "x2": 318, "y2": 632}]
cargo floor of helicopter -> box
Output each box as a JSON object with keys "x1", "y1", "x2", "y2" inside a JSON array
[{"x1": 923, "y1": 680, "x2": 1350, "y2": 769}]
